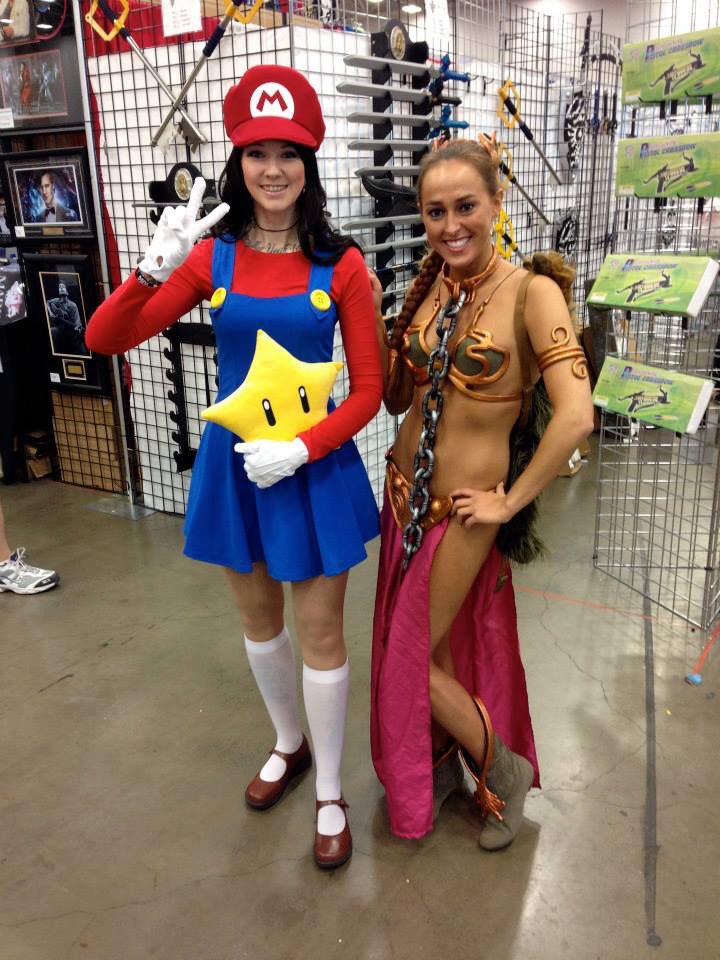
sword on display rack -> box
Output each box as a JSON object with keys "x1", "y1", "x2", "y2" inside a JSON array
[
  {"x1": 495, "y1": 209, "x2": 523, "y2": 261},
  {"x1": 375, "y1": 262, "x2": 421, "y2": 290},
  {"x1": 337, "y1": 80, "x2": 448, "y2": 114},
  {"x1": 497, "y1": 142, "x2": 550, "y2": 224},
  {"x1": 355, "y1": 175, "x2": 419, "y2": 247},
  {"x1": 339, "y1": 20, "x2": 433, "y2": 316},
  {"x1": 561, "y1": 12, "x2": 592, "y2": 181},
  {"x1": 429, "y1": 104, "x2": 470, "y2": 140},
  {"x1": 427, "y1": 54, "x2": 471, "y2": 109},
  {"x1": 162, "y1": 323, "x2": 217, "y2": 472},
  {"x1": 150, "y1": 0, "x2": 264, "y2": 149},
  {"x1": 497, "y1": 79, "x2": 561, "y2": 185},
  {"x1": 363, "y1": 235, "x2": 427, "y2": 255},
  {"x1": 84, "y1": 0, "x2": 207, "y2": 151},
  {"x1": 553, "y1": 207, "x2": 579, "y2": 261},
  {"x1": 589, "y1": 85, "x2": 601, "y2": 135},
  {"x1": 341, "y1": 22, "x2": 473, "y2": 318}
]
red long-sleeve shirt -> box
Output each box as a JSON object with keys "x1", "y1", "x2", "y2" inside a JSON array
[{"x1": 86, "y1": 239, "x2": 383, "y2": 462}]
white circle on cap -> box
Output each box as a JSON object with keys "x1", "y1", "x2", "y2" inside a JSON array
[{"x1": 250, "y1": 82, "x2": 295, "y2": 119}]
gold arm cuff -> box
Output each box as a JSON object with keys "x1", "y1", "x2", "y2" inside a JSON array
[{"x1": 535, "y1": 327, "x2": 588, "y2": 379}]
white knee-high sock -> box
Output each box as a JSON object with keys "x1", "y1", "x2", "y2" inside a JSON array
[
  {"x1": 245, "y1": 629, "x2": 303, "y2": 782},
  {"x1": 303, "y1": 659, "x2": 350, "y2": 837}
]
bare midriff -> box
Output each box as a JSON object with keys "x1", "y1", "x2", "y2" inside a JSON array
[{"x1": 392, "y1": 266, "x2": 532, "y2": 496}]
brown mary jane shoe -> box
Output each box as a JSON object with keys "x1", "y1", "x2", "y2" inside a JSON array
[
  {"x1": 314, "y1": 798, "x2": 352, "y2": 869},
  {"x1": 244, "y1": 736, "x2": 312, "y2": 810}
]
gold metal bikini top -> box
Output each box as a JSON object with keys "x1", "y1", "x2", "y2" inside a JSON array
[
  {"x1": 398, "y1": 266, "x2": 588, "y2": 410},
  {"x1": 400, "y1": 266, "x2": 522, "y2": 402}
]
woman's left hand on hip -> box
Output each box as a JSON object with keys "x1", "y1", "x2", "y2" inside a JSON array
[{"x1": 450, "y1": 482, "x2": 512, "y2": 527}]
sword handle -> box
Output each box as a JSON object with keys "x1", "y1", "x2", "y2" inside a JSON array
[
  {"x1": 232, "y1": 0, "x2": 264, "y2": 25},
  {"x1": 85, "y1": 0, "x2": 130, "y2": 42}
]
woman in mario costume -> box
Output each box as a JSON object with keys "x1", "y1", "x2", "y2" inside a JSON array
[{"x1": 86, "y1": 65, "x2": 383, "y2": 869}]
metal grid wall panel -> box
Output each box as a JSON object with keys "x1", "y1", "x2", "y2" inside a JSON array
[
  {"x1": 82, "y1": 0, "x2": 620, "y2": 517},
  {"x1": 593, "y1": 0, "x2": 720, "y2": 629}
]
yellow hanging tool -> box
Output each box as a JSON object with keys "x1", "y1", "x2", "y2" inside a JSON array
[
  {"x1": 497, "y1": 79, "x2": 561, "y2": 185},
  {"x1": 497, "y1": 141, "x2": 550, "y2": 224},
  {"x1": 85, "y1": 0, "x2": 206, "y2": 150},
  {"x1": 151, "y1": 0, "x2": 264, "y2": 149},
  {"x1": 494, "y1": 209, "x2": 523, "y2": 261}
]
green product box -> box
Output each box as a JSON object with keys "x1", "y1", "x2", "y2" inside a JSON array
[
  {"x1": 586, "y1": 253, "x2": 719, "y2": 318},
  {"x1": 615, "y1": 132, "x2": 720, "y2": 199},
  {"x1": 623, "y1": 27, "x2": 720, "y2": 103},
  {"x1": 592, "y1": 357, "x2": 715, "y2": 435}
]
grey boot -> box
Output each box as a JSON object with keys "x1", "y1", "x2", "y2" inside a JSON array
[
  {"x1": 477, "y1": 735, "x2": 534, "y2": 850},
  {"x1": 432, "y1": 743, "x2": 464, "y2": 823},
  {"x1": 459, "y1": 697, "x2": 534, "y2": 851}
]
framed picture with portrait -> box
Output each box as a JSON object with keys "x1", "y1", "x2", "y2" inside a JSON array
[
  {"x1": 0, "y1": 246, "x2": 24, "y2": 327},
  {"x1": 0, "y1": 191, "x2": 11, "y2": 242},
  {"x1": 0, "y1": 0, "x2": 68, "y2": 49},
  {"x1": 0, "y1": 0, "x2": 36, "y2": 45},
  {"x1": 1, "y1": 148, "x2": 94, "y2": 238},
  {"x1": 22, "y1": 252, "x2": 109, "y2": 393}
]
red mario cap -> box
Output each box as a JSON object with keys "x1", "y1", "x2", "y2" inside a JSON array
[{"x1": 224, "y1": 65, "x2": 325, "y2": 151}]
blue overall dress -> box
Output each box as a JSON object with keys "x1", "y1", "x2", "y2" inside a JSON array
[{"x1": 183, "y1": 238, "x2": 380, "y2": 581}]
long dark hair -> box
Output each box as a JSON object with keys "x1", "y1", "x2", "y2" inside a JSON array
[{"x1": 211, "y1": 144, "x2": 359, "y2": 265}]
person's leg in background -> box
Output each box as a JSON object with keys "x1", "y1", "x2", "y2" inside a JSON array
[
  {"x1": 0, "y1": 497, "x2": 10, "y2": 560},
  {"x1": 0, "y1": 496, "x2": 59, "y2": 594}
]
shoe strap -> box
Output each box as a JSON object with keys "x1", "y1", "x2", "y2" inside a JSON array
[
  {"x1": 459, "y1": 697, "x2": 505, "y2": 821},
  {"x1": 316, "y1": 797, "x2": 348, "y2": 811},
  {"x1": 472, "y1": 697, "x2": 495, "y2": 776},
  {"x1": 432, "y1": 739, "x2": 458, "y2": 768},
  {"x1": 270, "y1": 738, "x2": 305, "y2": 762}
]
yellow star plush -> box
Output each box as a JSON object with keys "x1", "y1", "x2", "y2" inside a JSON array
[{"x1": 201, "y1": 330, "x2": 343, "y2": 441}]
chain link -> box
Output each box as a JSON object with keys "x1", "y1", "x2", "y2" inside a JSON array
[{"x1": 402, "y1": 289, "x2": 467, "y2": 570}]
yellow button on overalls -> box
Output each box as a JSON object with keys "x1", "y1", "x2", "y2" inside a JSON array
[
  {"x1": 310, "y1": 289, "x2": 331, "y2": 311},
  {"x1": 210, "y1": 287, "x2": 227, "y2": 309}
]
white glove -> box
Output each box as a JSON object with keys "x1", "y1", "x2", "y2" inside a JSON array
[
  {"x1": 234, "y1": 438, "x2": 309, "y2": 489},
  {"x1": 137, "y1": 177, "x2": 230, "y2": 283}
]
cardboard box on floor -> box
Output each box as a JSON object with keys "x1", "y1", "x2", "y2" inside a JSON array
[{"x1": 24, "y1": 431, "x2": 52, "y2": 480}]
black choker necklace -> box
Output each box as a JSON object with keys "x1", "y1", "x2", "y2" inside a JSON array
[{"x1": 252, "y1": 219, "x2": 298, "y2": 233}]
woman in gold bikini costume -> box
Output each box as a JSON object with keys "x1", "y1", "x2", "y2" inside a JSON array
[{"x1": 370, "y1": 136, "x2": 594, "y2": 846}]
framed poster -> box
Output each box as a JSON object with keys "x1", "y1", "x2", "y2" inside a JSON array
[
  {"x1": 22, "y1": 253, "x2": 109, "y2": 393},
  {"x1": 0, "y1": 32, "x2": 83, "y2": 129},
  {"x1": 0, "y1": 0, "x2": 68, "y2": 48},
  {"x1": 0, "y1": 49, "x2": 67, "y2": 121},
  {"x1": 2, "y1": 148, "x2": 94, "y2": 237},
  {"x1": 0, "y1": 0, "x2": 35, "y2": 45},
  {"x1": 0, "y1": 191, "x2": 11, "y2": 241},
  {"x1": 0, "y1": 246, "x2": 24, "y2": 326}
]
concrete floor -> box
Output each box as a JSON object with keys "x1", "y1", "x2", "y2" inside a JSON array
[{"x1": 1, "y1": 462, "x2": 718, "y2": 960}]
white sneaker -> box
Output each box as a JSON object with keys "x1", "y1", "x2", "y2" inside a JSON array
[{"x1": 0, "y1": 548, "x2": 59, "y2": 594}]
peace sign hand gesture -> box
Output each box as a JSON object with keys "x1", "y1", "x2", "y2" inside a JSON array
[{"x1": 137, "y1": 177, "x2": 230, "y2": 283}]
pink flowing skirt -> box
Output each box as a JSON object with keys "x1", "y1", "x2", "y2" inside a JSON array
[{"x1": 371, "y1": 500, "x2": 540, "y2": 839}]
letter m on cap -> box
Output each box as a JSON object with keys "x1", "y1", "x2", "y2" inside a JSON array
[
  {"x1": 258, "y1": 90, "x2": 287, "y2": 111},
  {"x1": 250, "y1": 82, "x2": 295, "y2": 118}
]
